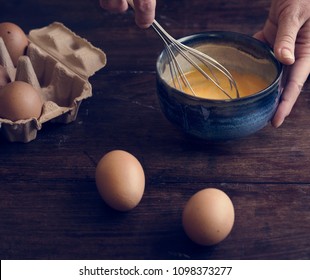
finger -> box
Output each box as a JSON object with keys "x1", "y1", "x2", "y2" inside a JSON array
[
  {"x1": 256, "y1": 18, "x2": 278, "y2": 47},
  {"x1": 253, "y1": 30, "x2": 266, "y2": 42},
  {"x1": 99, "y1": 0, "x2": 128, "y2": 13},
  {"x1": 273, "y1": 14, "x2": 302, "y2": 65},
  {"x1": 272, "y1": 58, "x2": 310, "y2": 128},
  {"x1": 133, "y1": 0, "x2": 156, "y2": 28}
]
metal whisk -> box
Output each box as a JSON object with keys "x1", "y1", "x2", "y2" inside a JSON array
[{"x1": 126, "y1": 0, "x2": 239, "y2": 99}]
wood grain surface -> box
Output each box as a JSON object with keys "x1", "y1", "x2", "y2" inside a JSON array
[{"x1": 0, "y1": 0, "x2": 309, "y2": 260}]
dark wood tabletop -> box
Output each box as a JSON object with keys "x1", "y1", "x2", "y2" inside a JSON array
[{"x1": 1, "y1": 0, "x2": 309, "y2": 260}]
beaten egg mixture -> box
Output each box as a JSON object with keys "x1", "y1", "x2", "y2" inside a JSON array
[{"x1": 174, "y1": 67, "x2": 269, "y2": 100}]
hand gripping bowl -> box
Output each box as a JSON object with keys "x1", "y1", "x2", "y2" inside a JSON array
[{"x1": 156, "y1": 31, "x2": 283, "y2": 140}]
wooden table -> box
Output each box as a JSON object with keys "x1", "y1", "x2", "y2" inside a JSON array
[{"x1": 1, "y1": 0, "x2": 309, "y2": 260}]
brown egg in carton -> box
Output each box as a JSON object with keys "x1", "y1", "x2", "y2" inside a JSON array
[{"x1": 0, "y1": 22, "x2": 106, "y2": 142}]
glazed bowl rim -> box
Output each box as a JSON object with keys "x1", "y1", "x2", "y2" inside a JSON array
[{"x1": 156, "y1": 31, "x2": 283, "y2": 104}]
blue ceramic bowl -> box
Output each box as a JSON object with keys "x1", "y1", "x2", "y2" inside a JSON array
[{"x1": 156, "y1": 31, "x2": 283, "y2": 140}]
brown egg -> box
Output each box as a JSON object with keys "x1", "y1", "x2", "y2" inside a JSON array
[
  {"x1": 182, "y1": 188, "x2": 235, "y2": 246},
  {"x1": 0, "y1": 22, "x2": 29, "y2": 67},
  {"x1": 0, "y1": 81, "x2": 42, "y2": 121},
  {"x1": 95, "y1": 150, "x2": 145, "y2": 212}
]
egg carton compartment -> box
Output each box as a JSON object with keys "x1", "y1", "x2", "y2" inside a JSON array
[{"x1": 0, "y1": 22, "x2": 106, "y2": 142}]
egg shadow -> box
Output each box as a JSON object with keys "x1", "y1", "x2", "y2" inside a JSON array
[{"x1": 154, "y1": 225, "x2": 217, "y2": 260}]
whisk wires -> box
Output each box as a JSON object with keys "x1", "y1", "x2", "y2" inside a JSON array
[{"x1": 151, "y1": 20, "x2": 240, "y2": 99}]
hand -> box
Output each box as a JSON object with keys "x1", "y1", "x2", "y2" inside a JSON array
[
  {"x1": 99, "y1": 0, "x2": 156, "y2": 28},
  {"x1": 254, "y1": 0, "x2": 310, "y2": 128}
]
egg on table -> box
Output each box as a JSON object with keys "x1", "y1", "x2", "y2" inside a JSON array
[
  {"x1": 182, "y1": 188, "x2": 235, "y2": 246},
  {"x1": 95, "y1": 150, "x2": 145, "y2": 212}
]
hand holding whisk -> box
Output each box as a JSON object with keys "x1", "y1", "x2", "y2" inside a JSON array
[{"x1": 126, "y1": 0, "x2": 239, "y2": 99}]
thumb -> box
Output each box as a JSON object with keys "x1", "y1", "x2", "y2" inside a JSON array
[{"x1": 274, "y1": 16, "x2": 300, "y2": 65}]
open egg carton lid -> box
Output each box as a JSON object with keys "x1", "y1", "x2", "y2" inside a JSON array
[{"x1": 0, "y1": 22, "x2": 106, "y2": 143}]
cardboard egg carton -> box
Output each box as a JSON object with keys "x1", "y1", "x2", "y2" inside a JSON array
[{"x1": 0, "y1": 22, "x2": 106, "y2": 142}]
